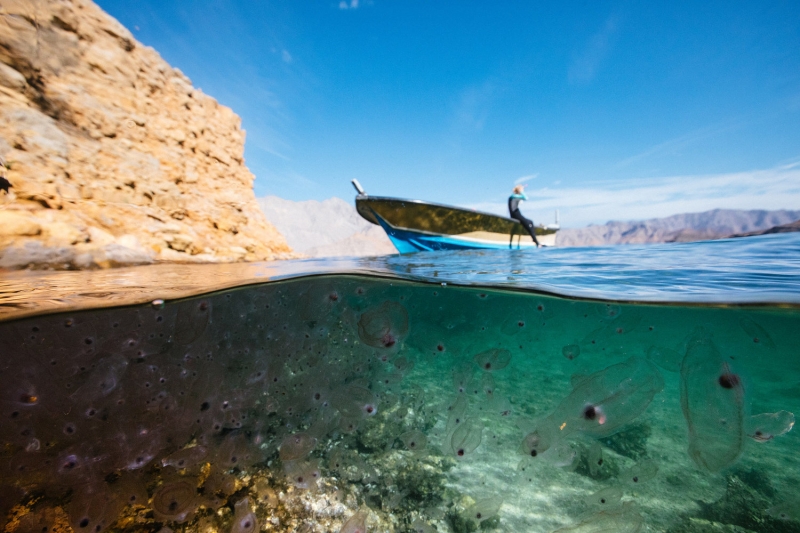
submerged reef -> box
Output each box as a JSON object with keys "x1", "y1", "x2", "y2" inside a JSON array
[{"x1": 1, "y1": 275, "x2": 798, "y2": 532}]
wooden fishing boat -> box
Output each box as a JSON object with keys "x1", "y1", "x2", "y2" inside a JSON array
[{"x1": 352, "y1": 180, "x2": 558, "y2": 253}]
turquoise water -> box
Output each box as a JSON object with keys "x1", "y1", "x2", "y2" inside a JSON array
[{"x1": 1, "y1": 234, "x2": 799, "y2": 533}]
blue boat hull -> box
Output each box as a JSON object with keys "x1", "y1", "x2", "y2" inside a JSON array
[{"x1": 374, "y1": 214, "x2": 537, "y2": 253}]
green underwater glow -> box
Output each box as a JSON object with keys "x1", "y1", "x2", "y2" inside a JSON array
[{"x1": 1, "y1": 275, "x2": 798, "y2": 532}]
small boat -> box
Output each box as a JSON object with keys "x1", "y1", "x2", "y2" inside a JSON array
[{"x1": 352, "y1": 180, "x2": 559, "y2": 253}]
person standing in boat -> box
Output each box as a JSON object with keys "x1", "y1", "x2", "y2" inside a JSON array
[{"x1": 508, "y1": 184, "x2": 540, "y2": 247}]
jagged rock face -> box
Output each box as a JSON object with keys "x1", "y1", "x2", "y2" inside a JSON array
[{"x1": 0, "y1": 0, "x2": 293, "y2": 268}]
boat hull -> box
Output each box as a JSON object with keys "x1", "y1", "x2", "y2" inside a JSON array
[{"x1": 357, "y1": 196, "x2": 558, "y2": 253}]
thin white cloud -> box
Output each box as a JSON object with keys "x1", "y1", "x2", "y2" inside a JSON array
[
  {"x1": 464, "y1": 162, "x2": 800, "y2": 228},
  {"x1": 281, "y1": 50, "x2": 293, "y2": 64},
  {"x1": 339, "y1": 0, "x2": 359, "y2": 9},
  {"x1": 615, "y1": 122, "x2": 742, "y2": 169},
  {"x1": 514, "y1": 174, "x2": 538, "y2": 185},
  {"x1": 453, "y1": 80, "x2": 496, "y2": 134},
  {"x1": 568, "y1": 15, "x2": 620, "y2": 84}
]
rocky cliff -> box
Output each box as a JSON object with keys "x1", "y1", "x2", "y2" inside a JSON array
[{"x1": 0, "y1": 0, "x2": 293, "y2": 268}]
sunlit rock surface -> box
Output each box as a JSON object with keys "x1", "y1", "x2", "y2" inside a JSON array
[
  {"x1": 1, "y1": 274, "x2": 798, "y2": 532},
  {"x1": 0, "y1": 0, "x2": 293, "y2": 269}
]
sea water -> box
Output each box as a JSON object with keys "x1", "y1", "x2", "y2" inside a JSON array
[{"x1": 1, "y1": 234, "x2": 799, "y2": 533}]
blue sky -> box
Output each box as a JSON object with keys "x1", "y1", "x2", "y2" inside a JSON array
[{"x1": 97, "y1": 0, "x2": 800, "y2": 227}]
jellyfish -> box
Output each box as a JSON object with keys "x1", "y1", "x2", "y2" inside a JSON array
[
  {"x1": 646, "y1": 345, "x2": 683, "y2": 373},
  {"x1": 680, "y1": 337, "x2": 746, "y2": 472},
  {"x1": 332, "y1": 384, "x2": 379, "y2": 419},
  {"x1": 162, "y1": 446, "x2": 209, "y2": 470},
  {"x1": 738, "y1": 316, "x2": 776, "y2": 349},
  {"x1": 174, "y1": 299, "x2": 210, "y2": 345},
  {"x1": 446, "y1": 394, "x2": 468, "y2": 432},
  {"x1": 562, "y1": 344, "x2": 580, "y2": 361},
  {"x1": 554, "y1": 502, "x2": 643, "y2": 532},
  {"x1": 587, "y1": 441, "x2": 604, "y2": 478},
  {"x1": 746, "y1": 411, "x2": 795, "y2": 442},
  {"x1": 67, "y1": 484, "x2": 126, "y2": 533},
  {"x1": 587, "y1": 485, "x2": 623, "y2": 507},
  {"x1": 450, "y1": 418, "x2": 483, "y2": 458},
  {"x1": 70, "y1": 354, "x2": 128, "y2": 404},
  {"x1": 473, "y1": 348, "x2": 512, "y2": 372},
  {"x1": 151, "y1": 478, "x2": 199, "y2": 523},
  {"x1": 462, "y1": 496, "x2": 503, "y2": 524},
  {"x1": 357, "y1": 301, "x2": 409, "y2": 349},
  {"x1": 285, "y1": 459, "x2": 321, "y2": 490},
  {"x1": 620, "y1": 458, "x2": 658, "y2": 484},
  {"x1": 520, "y1": 417, "x2": 560, "y2": 457},
  {"x1": 452, "y1": 364, "x2": 474, "y2": 394},
  {"x1": 279, "y1": 431, "x2": 317, "y2": 462},
  {"x1": 551, "y1": 357, "x2": 664, "y2": 438},
  {"x1": 766, "y1": 497, "x2": 800, "y2": 522},
  {"x1": 411, "y1": 518, "x2": 437, "y2": 533},
  {"x1": 398, "y1": 429, "x2": 428, "y2": 452},
  {"x1": 231, "y1": 498, "x2": 258, "y2": 533},
  {"x1": 339, "y1": 510, "x2": 368, "y2": 533}
]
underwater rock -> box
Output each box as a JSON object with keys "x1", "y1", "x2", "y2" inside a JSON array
[{"x1": 680, "y1": 337, "x2": 746, "y2": 472}]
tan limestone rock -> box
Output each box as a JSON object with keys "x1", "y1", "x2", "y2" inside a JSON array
[{"x1": 0, "y1": 0, "x2": 294, "y2": 269}]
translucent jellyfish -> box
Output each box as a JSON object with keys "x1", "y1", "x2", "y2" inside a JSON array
[
  {"x1": 398, "y1": 429, "x2": 428, "y2": 452},
  {"x1": 174, "y1": 299, "x2": 210, "y2": 345},
  {"x1": 162, "y1": 446, "x2": 208, "y2": 470},
  {"x1": 231, "y1": 498, "x2": 258, "y2": 533},
  {"x1": 480, "y1": 372, "x2": 496, "y2": 399},
  {"x1": 339, "y1": 510, "x2": 368, "y2": 533},
  {"x1": 357, "y1": 301, "x2": 409, "y2": 349},
  {"x1": 680, "y1": 338, "x2": 745, "y2": 472},
  {"x1": 562, "y1": 344, "x2": 580, "y2": 361},
  {"x1": 738, "y1": 316, "x2": 776, "y2": 349},
  {"x1": 554, "y1": 501, "x2": 643, "y2": 533},
  {"x1": 546, "y1": 440, "x2": 580, "y2": 471},
  {"x1": 452, "y1": 364, "x2": 474, "y2": 394},
  {"x1": 202, "y1": 469, "x2": 236, "y2": 511},
  {"x1": 285, "y1": 459, "x2": 321, "y2": 490},
  {"x1": 520, "y1": 417, "x2": 560, "y2": 457},
  {"x1": 746, "y1": 411, "x2": 795, "y2": 442},
  {"x1": 646, "y1": 345, "x2": 683, "y2": 373},
  {"x1": 620, "y1": 458, "x2": 658, "y2": 484},
  {"x1": 587, "y1": 441, "x2": 604, "y2": 478},
  {"x1": 450, "y1": 418, "x2": 483, "y2": 458},
  {"x1": 279, "y1": 431, "x2": 317, "y2": 462},
  {"x1": 766, "y1": 497, "x2": 800, "y2": 522},
  {"x1": 462, "y1": 496, "x2": 503, "y2": 524},
  {"x1": 446, "y1": 394, "x2": 468, "y2": 432},
  {"x1": 332, "y1": 384, "x2": 379, "y2": 419},
  {"x1": 473, "y1": 348, "x2": 512, "y2": 372},
  {"x1": 67, "y1": 484, "x2": 126, "y2": 533},
  {"x1": 551, "y1": 357, "x2": 664, "y2": 438},
  {"x1": 151, "y1": 479, "x2": 199, "y2": 523},
  {"x1": 70, "y1": 354, "x2": 128, "y2": 404},
  {"x1": 113, "y1": 473, "x2": 148, "y2": 509},
  {"x1": 586, "y1": 485, "x2": 623, "y2": 507}
]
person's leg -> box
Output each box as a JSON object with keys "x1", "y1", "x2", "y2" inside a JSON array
[{"x1": 511, "y1": 212, "x2": 540, "y2": 246}]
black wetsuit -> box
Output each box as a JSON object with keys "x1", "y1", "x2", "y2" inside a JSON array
[{"x1": 508, "y1": 193, "x2": 539, "y2": 246}]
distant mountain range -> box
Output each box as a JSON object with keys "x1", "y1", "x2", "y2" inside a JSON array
[
  {"x1": 556, "y1": 209, "x2": 800, "y2": 247},
  {"x1": 258, "y1": 197, "x2": 800, "y2": 256},
  {"x1": 257, "y1": 196, "x2": 395, "y2": 257}
]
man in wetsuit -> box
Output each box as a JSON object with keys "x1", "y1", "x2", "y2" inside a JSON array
[{"x1": 508, "y1": 184, "x2": 540, "y2": 247}]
